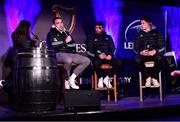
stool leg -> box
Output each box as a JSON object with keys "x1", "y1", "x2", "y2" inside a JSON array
[
  {"x1": 94, "y1": 71, "x2": 98, "y2": 90},
  {"x1": 114, "y1": 74, "x2": 117, "y2": 102},
  {"x1": 107, "y1": 90, "x2": 110, "y2": 101},
  {"x1": 76, "y1": 76, "x2": 80, "y2": 86},
  {"x1": 91, "y1": 75, "x2": 94, "y2": 89},
  {"x1": 139, "y1": 72, "x2": 143, "y2": 102},
  {"x1": 159, "y1": 71, "x2": 163, "y2": 101}
]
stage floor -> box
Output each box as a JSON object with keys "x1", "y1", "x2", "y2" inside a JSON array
[{"x1": 0, "y1": 94, "x2": 180, "y2": 120}]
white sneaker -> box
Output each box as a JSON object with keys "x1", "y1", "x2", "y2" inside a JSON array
[
  {"x1": 98, "y1": 77, "x2": 104, "y2": 88},
  {"x1": 68, "y1": 79, "x2": 79, "y2": 89},
  {"x1": 145, "y1": 77, "x2": 151, "y2": 87},
  {"x1": 151, "y1": 78, "x2": 160, "y2": 87},
  {"x1": 65, "y1": 80, "x2": 70, "y2": 89},
  {"x1": 103, "y1": 76, "x2": 113, "y2": 88}
]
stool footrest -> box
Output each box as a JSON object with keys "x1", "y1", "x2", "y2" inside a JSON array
[
  {"x1": 95, "y1": 88, "x2": 114, "y2": 90},
  {"x1": 141, "y1": 86, "x2": 160, "y2": 88},
  {"x1": 92, "y1": 69, "x2": 117, "y2": 102},
  {"x1": 100, "y1": 64, "x2": 112, "y2": 69}
]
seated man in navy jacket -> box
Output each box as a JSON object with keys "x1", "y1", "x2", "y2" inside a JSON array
[
  {"x1": 48, "y1": 17, "x2": 90, "y2": 89},
  {"x1": 86, "y1": 21, "x2": 117, "y2": 88},
  {"x1": 134, "y1": 16, "x2": 165, "y2": 87}
]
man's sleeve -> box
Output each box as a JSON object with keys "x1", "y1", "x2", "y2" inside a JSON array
[
  {"x1": 134, "y1": 34, "x2": 143, "y2": 54},
  {"x1": 86, "y1": 38, "x2": 96, "y2": 58},
  {"x1": 66, "y1": 32, "x2": 76, "y2": 48},
  {"x1": 108, "y1": 35, "x2": 115, "y2": 56},
  {"x1": 156, "y1": 32, "x2": 165, "y2": 53},
  {"x1": 49, "y1": 30, "x2": 67, "y2": 50}
]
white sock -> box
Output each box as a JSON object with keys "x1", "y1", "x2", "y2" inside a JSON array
[{"x1": 69, "y1": 73, "x2": 77, "y2": 82}]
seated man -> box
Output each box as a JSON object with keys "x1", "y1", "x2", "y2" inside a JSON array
[
  {"x1": 86, "y1": 21, "x2": 117, "y2": 88},
  {"x1": 134, "y1": 16, "x2": 165, "y2": 87},
  {"x1": 48, "y1": 17, "x2": 90, "y2": 89}
]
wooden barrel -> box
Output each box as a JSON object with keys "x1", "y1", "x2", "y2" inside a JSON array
[{"x1": 14, "y1": 48, "x2": 59, "y2": 112}]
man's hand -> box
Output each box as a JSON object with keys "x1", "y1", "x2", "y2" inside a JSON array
[
  {"x1": 32, "y1": 36, "x2": 39, "y2": 42},
  {"x1": 106, "y1": 55, "x2": 112, "y2": 60},
  {"x1": 65, "y1": 36, "x2": 72, "y2": 43},
  {"x1": 140, "y1": 49, "x2": 156, "y2": 56},
  {"x1": 140, "y1": 50, "x2": 149, "y2": 56},
  {"x1": 99, "y1": 53, "x2": 106, "y2": 59},
  {"x1": 148, "y1": 49, "x2": 156, "y2": 56}
]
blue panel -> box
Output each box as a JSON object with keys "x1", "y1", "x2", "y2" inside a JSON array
[
  {"x1": 4, "y1": 0, "x2": 42, "y2": 46},
  {"x1": 92, "y1": 0, "x2": 124, "y2": 56},
  {"x1": 162, "y1": 6, "x2": 180, "y2": 61}
]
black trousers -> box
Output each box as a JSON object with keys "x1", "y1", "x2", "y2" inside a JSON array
[
  {"x1": 135, "y1": 53, "x2": 164, "y2": 79},
  {"x1": 92, "y1": 58, "x2": 120, "y2": 78}
]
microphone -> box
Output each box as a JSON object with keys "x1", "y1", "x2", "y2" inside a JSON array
[
  {"x1": 63, "y1": 28, "x2": 69, "y2": 37},
  {"x1": 31, "y1": 31, "x2": 40, "y2": 40},
  {"x1": 31, "y1": 32, "x2": 46, "y2": 49}
]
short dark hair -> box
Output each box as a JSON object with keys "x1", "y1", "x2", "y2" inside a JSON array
[
  {"x1": 95, "y1": 21, "x2": 104, "y2": 27},
  {"x1": 52, "y1": 17, "x2": 62, "y2": 24},
  {"x1": 140, "y1": 16, "x2": 151, "y2": 23}
]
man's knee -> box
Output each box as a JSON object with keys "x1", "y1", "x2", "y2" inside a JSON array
[
  {"x1": 84, "y1": 57, "x2": 91, "y2": 65},
  {"x1": 64, "y1": 58, "x2": 73, "y2": 65}
]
